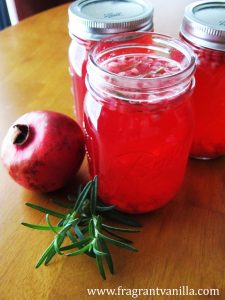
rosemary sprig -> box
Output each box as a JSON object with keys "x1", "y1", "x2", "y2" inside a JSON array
[{"x1": 22, "y1": 176, "x2": 140, "y2": 279}]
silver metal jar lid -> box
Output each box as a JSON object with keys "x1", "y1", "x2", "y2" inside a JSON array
[
  {"x1": 68, "y1": 0, "x2": 154, "y2": 41},
  {"x1": 180, "y1": 0, "x2": 225, "y2": 51}
]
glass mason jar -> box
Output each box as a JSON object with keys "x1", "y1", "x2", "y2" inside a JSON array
[
  {"x1": 84, "y1": 32, "x2": 196, "y2": 214},
  {"x1": 68, "y1": 0, "x2": 154, "y2": 125},
  {"x1": 180, "y1": 0, "x2": 225, "y2": 159}
]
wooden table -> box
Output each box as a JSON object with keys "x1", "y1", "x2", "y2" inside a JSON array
[{"x1": 0, "y1": 2, "x2": 225, "y2": 299}]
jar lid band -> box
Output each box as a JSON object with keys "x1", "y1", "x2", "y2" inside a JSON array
[
  {"x1": 180, "y1": 0, "x2": 225, "y2": 51},
  {"x1": 68, "y1": 0, "x2": 154, "y2": 40}
]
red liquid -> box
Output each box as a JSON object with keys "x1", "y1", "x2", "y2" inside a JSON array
[
  {"x1": 84, "y1": 55, "x2": 193, "y2": 213},
  {"x1": 180, "y1": 37, "x2": 225, "y2": 158},
  {"x1": 69, "y1": 34, "x2": 155, "y2": 125}
]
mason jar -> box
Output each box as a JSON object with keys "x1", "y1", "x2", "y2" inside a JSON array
[
  {"x1": 68, "y1": 0, "x2": 154, "y2": 125},
  {"x1": 180, "y1": 0, "x2": 225, "y2": 159},
  {"x1": 84, "y1": 32, "x2": 196, "y2": 214}
]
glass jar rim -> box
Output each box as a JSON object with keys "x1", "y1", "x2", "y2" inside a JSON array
[
  {"x1": 86, "y1": 32, "x2": 196, "y2": 104},
  {"x1": 88, "y1": 32, "x2": 195, "y2": 89}
]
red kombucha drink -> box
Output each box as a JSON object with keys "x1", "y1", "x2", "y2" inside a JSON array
[
  {"x1": 68, "y1": 0, "x2": 154, "y2": 125},
  {"x1": 180, "y1": 1, "x2": 225, "y2": 159},
  {"x1": 84, "y1": 32, "x2": 196, "y2": 213}
]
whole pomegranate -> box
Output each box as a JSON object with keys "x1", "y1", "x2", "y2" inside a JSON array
[{"x1": 1, "y1": 110, "x2": 85, "y2": 192}]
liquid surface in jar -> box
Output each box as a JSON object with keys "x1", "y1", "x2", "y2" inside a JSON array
[
  {"x1": 84, "y1": 54, "x2": 193, "y2": 213},
  {"x1": 102, "y1": 54, "x2": 181, "y2": 78}
]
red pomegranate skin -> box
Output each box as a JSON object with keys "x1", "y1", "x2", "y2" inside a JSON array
[{"x1": 1, "y1": 111, "x2": 85, "y2": 192}]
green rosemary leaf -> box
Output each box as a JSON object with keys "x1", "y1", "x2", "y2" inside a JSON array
[
  {"x1": 97, "y1": 198, "x2": 115, "y2": 209},
  {"x1": 93, "y1": 248, "x2": 107, "y2": 256},
  {"x1": 53, "y1": 233, "x2": 66, "y2": 255},
  {"x1": 62, "y1": 213, "x2": 72, "y2": 226},
  {"x1": 25, "y1": 203, "x2": 66, "y2": 219},
  {"x1": 93, "y1": 240, "x2": 107, "y2": 256},
  {"x1": 81, "y1": 225, "x2": 89, "y2": 234},
  {"x1": 35, "y1": 242, "x2": 55, "y2": 268},
  {"x1": 47, "y1": 219, "x2": 68, "y2": 265},
  {"x1": 79, "y1": 216, "x2": 90, "y2": 225},
  {"x1": 98, "y1": 233, "x2": 138, "y2": 252},
  {"x1": 104, "y1": 210, "x2": 142, "y2": 227},
  {"x1": 90, "y1": 176, "x2": 98, "y2": 214},
  {"x1": 52, "y1": 219, "x2": 79, "y2": 255},
  {"x1": 102, "y1": 224, "x2": 140, "y2": 233},
  {"x1": 74, "y1": 224, "x2": 84, "y2": 240},
  {"x1": 67, "y1": 230, "x2": 95, "y2": 258},
  {"x1": 58, "y1": 219, "x2": 65, "y2": 227},
  {"x1": 99, "y1": 238, "x2": 114, "y2": 274},
  {"x1": 60, "y1": 219, "x2": 78, "y2": 236},
  {"x1": 75, "y1": 181, "x2": 92, "y2": 212},
  {"x1": 21, "y1": 222, "x2": 62, "y2": 231},
  {"x1": 96, "y1": 205, "x2": 115, "y2": 212},
  {"x1": 66, "y1": 243, "x2": 91, "y2": 256},
  {"x1": 95, "y1": 215, "x2": 103, "y2": 231},
  {"x1": 45, "y1": 218, "x2": 66, "y2": 264},
  {"x1": 102, "y1": 227, "x2": 133, "y2": 244},
  {"x1": 80, "y1": 199, "x2": 91, "y2": 215},
  {"x1": 44, "y1": 248, "x2": 57, "y2": 266},
  {"x1": 46, "y1": 214, "x2": 60, "y2": 234},
  {"x1": 87, "y1": 249, "x2": 96, "y2": 258},
  {"x1": 96, "y1": 252, "x2": 106, "y2": 280},
  {"x1": 60, "y1": 237, "x2": 92, "y2": 251},
  {"x1": 88, "y1": 219, "x2": 95, "y2": 239}
]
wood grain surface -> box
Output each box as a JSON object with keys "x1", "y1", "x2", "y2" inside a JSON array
[{"x1": 0, "y1": 2, "x2": 225, "y2": 300}]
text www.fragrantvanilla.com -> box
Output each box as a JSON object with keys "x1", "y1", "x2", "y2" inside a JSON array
[{"x1": 87, "y1": 286, "x2": 220, "y2": 298}]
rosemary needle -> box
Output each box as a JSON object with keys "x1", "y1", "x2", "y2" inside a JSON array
[{"x1": 22, "y1": 176, "x2": 140, "y2": 279}]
